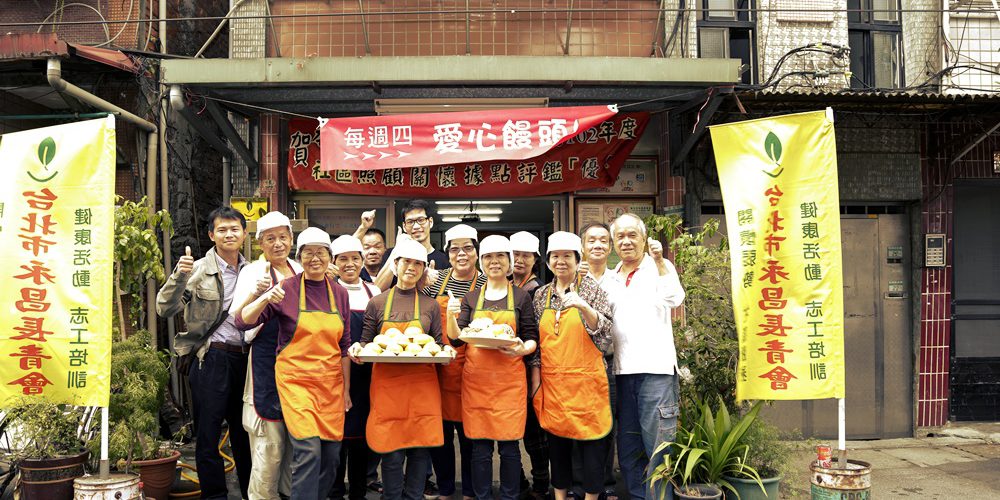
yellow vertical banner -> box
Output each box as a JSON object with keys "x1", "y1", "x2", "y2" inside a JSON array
[
  {"x1": 0, "y1": 117, "x2": 115, "y2": 407},
  {"x1": 709, "y1": 109, "x2": 845, "y2": 401}
]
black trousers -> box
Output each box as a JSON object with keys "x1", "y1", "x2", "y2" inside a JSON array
[
  {"x1": 188, "y1": 348, "x2": 252, "y2": 499},
  {"x1": 332, "y1": 438, "x2": 370, "y2": 499},
  {"x1": 549, "y1": 434, "x2": 610, "y2": 495}
]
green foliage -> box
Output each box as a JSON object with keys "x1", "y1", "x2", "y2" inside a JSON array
[
  {"x1": 3, "y1": 398, "x2": 85, "y2": 460},
  {"x1": 644, "y1": 214, "x2": 739, "y2": 411},
  {"x1": 88, "y1": 329, "x2": 170, "y2": 470},
  {"x1": 736, "y1": 417, "x2": 794, "y2": 479},
  {"x1": 649, "y1": 398, "x2": 764, "y2": 499},
  {"x1": 114, "y1": 196, "x2": 172, "y2": 327}
]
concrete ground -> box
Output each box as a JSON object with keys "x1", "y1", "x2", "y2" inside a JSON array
[
  {"x1": 177, "y1": 422, "x2": 1000, "y2": 500},
  {"x1": 780, "y1": 422, "x2": 1000, "y2": 499}
]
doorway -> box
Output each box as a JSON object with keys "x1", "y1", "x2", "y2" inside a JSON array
[
  {"x1": 951, "y1": 180, "x2": 1000, "y2": 421},
  {"x1": 701, "y1": 211, "x2": 913, "y2": 439}
]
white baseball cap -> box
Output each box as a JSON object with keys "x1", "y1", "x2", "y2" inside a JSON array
[
  {"x1": 444, "y1": 224, "x2": 478, "y2": 246},
  {"x1": 255, "y1": 211, "x2": 292, "y2": 239},
  {"x1": 478, "y1": 235, "x2": 513, "y2": 275},
  {"x1": 510, "y1": 231, "x2": 540, "y2": 255},
  {"x1": 393, "y1": 238, "x2": 428, "y2": 265},
  {"x1": 331, "y1": 235, "x2": 363, "y2": 257},
  {"x1": 547, "y1": 231, "x2": 582, "y2": 257},
  {"x1": 296, "y1": 227, "x2": 331, "y2": 255}
]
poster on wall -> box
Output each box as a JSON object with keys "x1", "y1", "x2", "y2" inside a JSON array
[
  {"x1": 574, "y1": 197, "x2": 655, "y2": 269},
  {"x1": 579, "y1": 157, "x2": 657, "y2": 196}
]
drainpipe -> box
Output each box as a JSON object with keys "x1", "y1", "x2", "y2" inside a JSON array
[{"x1": 47, "y1": 57, "x2": 159, "y2": 339}]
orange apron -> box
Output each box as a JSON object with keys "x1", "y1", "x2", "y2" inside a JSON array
[
  {"x1": 275, "y1": 276, "x2": 346, "y2": 441},
  {"x1": 462, "y1": 284, "x2": 527, "y2": 441},
  {"x1": 435, "y1": 270, "x2": 475, "y2": 422},
  {"x1": 532, "y1": 282, "x2": 612, "y2": 441},
  {"x1": 366, "y1": 288, "x2": 444, "y2": 453}
]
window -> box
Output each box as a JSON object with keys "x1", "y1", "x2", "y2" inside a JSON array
[
  {"x1": 699, "y1": 0, "x2": 756, "y2": 84},
  {"x1": 847, "y1": 0, "x2": 903, "y2": 89}
]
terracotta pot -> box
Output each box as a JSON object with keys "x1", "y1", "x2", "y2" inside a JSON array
[
  {"x1": 132, "y1": 448, "x2": 180, "y2": 500},
  {"x1": 19, "y1": 450, "x2": 89, "y2": 500}
]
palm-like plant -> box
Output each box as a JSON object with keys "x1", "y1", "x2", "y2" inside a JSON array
[{"x1": 648, "y1": 398, "x2": 765, "y2": 499}]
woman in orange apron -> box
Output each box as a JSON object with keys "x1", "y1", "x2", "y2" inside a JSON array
[
  {"x1": 237, "y1": 227, "x2": 353, "y2": 500},
  {"x1": 446, "y1": 235, "x2": 538, "y2": 500},
  {"x1": 347, "y1": 239, "x2": 444, "y2": 500},
  {"x1": 329, "y1": 235, "x2": 382, "y2": 500},
  {"x1": 426, "y1": 224, "x2": 485, "y2": 500},
  {"x1": 509, "y1": 230, "x2": 548, "y2": 499},
  {"x1": 530, "y1": 232, "x2": 615, "y2": 500}
]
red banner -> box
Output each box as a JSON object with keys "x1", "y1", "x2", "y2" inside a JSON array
[
  {"x1": 289, "y1": 112, "x2": 649, "y2": 198},
  {"x1": 319, "y1": 105, "x2": 619, "y2": 171}
]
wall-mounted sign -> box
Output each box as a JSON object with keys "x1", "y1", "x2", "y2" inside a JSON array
[
  {"x1": 230, "y1": 197, "x2": 269, "y2": 221},
  {"x1": 579, "y1": 157, "x2": 657, "y2": 196}
]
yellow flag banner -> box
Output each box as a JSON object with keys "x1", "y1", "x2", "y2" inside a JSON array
[
  {"x1": 0, "y1": 117, "x2": 115, "y2": 407},
  {"x1": 710, "y1": 109, "x2": 845, "y2": 401}
]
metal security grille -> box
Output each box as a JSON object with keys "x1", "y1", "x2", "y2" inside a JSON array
[{"x1": 268, "y1": 1, "x2": 670, "y2": 58}]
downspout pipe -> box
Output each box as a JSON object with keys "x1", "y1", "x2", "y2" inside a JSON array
[{"x1": 46, "y1": 57, "x2": 160, "y2": 341}]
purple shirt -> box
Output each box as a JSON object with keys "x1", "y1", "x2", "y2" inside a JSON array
[
  {"x1": 236, "y1": 274, "x2": 352, "y2": 357},
  {"x1": 207, "y1": 252, "x2": 247, "y2": 345}
]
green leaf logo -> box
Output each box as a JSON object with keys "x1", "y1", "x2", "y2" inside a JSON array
[
  {"x1": 29, "y1": 137, "x2": 59, "y2": 183},
  {"x1": 37, "y1": 137, "x2": 56, "y2": 166},
  {"x1": 764, "y1": 131, "x2": 782, "y2": 164}
]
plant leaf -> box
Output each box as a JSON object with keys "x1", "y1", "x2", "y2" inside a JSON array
[
  {"x1": 764, "y1": 131, "x2": 782, "y2": 163},
  {"x1": 37, "y1": 137, "x2": 56, "y2": 166}
]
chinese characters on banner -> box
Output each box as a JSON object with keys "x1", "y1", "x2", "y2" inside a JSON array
[
  {"x1": 710, "y1": 109, "x2": 845, "y2": 401},
  {"x1": 290, "y1": 112, "x2": 649, "y2": 197},
  {"x1": 0, "y1": 117, "x2": 115, "y2": 407},
  {"x1": 319, "y1": 105, "x2": 619, "y2": 171}
]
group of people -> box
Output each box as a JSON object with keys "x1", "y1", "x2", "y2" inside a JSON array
[{"x1": 156, "y1": 199, "x2": 685, "y2": 500}]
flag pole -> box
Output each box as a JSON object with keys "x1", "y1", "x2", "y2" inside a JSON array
[
  {"x1": 99, "y1": 406, "x2": 109, "y2": 477},
  {"x1": 837, "y1": 397, "x2": 846, "y2": 468}
]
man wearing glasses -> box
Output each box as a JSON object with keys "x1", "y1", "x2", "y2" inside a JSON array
[{"x1": 373, "y1": 199, "x2": 451, "y2": 291}]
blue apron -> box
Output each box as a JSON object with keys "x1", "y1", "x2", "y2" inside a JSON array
[
  {"x1": 251, "y1": 264, "x2": 284, "y2": 421},
  {"x1": 344, "y1": 282, "x2": 374, "y2": 439}
]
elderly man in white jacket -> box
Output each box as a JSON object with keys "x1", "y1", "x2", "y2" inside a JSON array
[
  {"x1": 230, "y1": 211, "x2": 303, "y2": 500},
  {"x1": 607, "y1": 213, "x2": 685, "y2": 500}
]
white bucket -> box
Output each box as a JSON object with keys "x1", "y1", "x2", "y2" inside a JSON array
[{"x1": 73, "y1": 473, "x2": 142, "y2": 500}]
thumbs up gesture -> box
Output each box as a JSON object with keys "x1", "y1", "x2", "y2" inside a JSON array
[
  {"x1": 265, "y1": 282, "x2": 286, "y2": 305},
  {"x1": 647, "y1": 237, "x2": 664, "y2": 262},
  {"x1": 559, "y1": 282, "x2": 586, "y2": 311},
  {"x1": 425, "y1": 260, "x2": 440, "y2": 284},
  {"x1": 254, "y1": 262, "x2": 273, "y2": 297},
  {"x1": 177, "y1": 246, "x2": 194, "y2": 274},
  {"x1": 446, "y1": 290, "x2": 461, "y2": 317}
]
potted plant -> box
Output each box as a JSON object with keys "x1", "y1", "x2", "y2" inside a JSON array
[
  {"x1": 648, "y1": 398, "x2": 763, "y2": 499},
  {"x1": 89, "y1": 329, "x2": 177, "y2": 500},
  {"x1": 722, "y1": 418, "x2": 792, "y2": 500},
  {"x1": 3, "y1": 398, "x2": 89, "y2": 500}
]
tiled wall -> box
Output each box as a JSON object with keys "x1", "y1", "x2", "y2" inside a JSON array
[
  {"x1": 267, "y1": 0, "x2": 663, "y2": 58},
  {"x1": 917, "y1": 119, "x2": 1000, "y2": 427}
]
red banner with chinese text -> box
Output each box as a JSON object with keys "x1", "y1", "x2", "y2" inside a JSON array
[
  {"x1": 291, "y1": 112, "x2": 649, "y2": 197},
  {"x1": 319, "y1": 105, "x2": 620, "y2": 171}
]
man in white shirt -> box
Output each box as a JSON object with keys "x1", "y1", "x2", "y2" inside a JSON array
[
  {"x1": 230, "y1": 211, "x2": 303, "y2": 500},
  {"x1": 608, "y1": 213, "x2": 685, "y2": 500}
]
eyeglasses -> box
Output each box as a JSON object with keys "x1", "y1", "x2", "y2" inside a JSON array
[
  {"x1": 448, "y1": 245, "x2": 476, "y2": 255},
  {"x1": 299, "y1": 250, "x2": 328, "y2": 261},
  {"x1": 403, "y1": 216, "x2": 430, "y2": 228},
  {"x1": 262, "y1": 234, "x2": 291, "y2": 245}
]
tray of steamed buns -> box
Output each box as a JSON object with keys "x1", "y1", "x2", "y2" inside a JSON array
[
  {"x1": 458, "y1": 317, "x2": 520, "y2": 349},
  {"x1": 357, "y1": 326, "x2": 456, "y2": 363}
]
